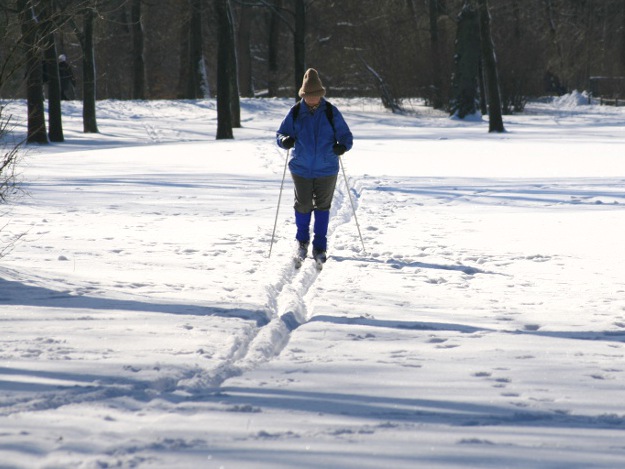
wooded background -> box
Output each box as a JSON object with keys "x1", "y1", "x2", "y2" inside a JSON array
[{"x1": 2, "y1": 0, "x2": 625, "y2": 111}]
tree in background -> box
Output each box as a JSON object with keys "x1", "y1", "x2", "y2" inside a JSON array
[
  {"x1": 41, "y1": 2, "x2": 64, "y2": 142},
  {"x1": 494, "y1": 0, "x2": 533, "y2": 113},
  {"x1": 621, "y1": 2, "x2": 625, "y2": 76},
  {"x1": 292, "y1": 0, "x2": 305, "y2": 100},
  {"x1": 228, "y1": 1, "x2": 240, "y2": 127},
  {"x1": 235, "y1": 3, "x2": 253, "y2": 98},
  {"x1": 3, "y1": 0, "x2": 625, "y2": 123},
  {"x1": 70, "y1": 2, "x2": 98, "y2": 133},
  {"x1": 450, "y1": 1, "x2": 480, "y2": 118},
  {"x1": 131, "y1": 0, "x2": 145, "y2": 100},
  {"x1": 17, "y1": 0, "x2": 47, "y2": 143},
  {"x1": 215, "y1": 0, "x2": 233, "y2": 139},
  {"x1": 421, "y1": 0, "x2": 446, "y2": 109},
  {"x1": 251, "y1": 0, "x2": 309, "y2": 100},
  {"x1": 186, "y1": 0, "x2": 208, "y2": 99},
  {"x1": 266, "y1": 0, "x2": 282, "y2": 97},
  {"x1": 0, "y1": 110, "x2": 23, "y2": 204},
  {"x1": 477, "y1": 0, "x2": 504, "y2": 132}
]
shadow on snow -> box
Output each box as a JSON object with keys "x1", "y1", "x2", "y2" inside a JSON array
[
  {"x1": 217, "y1": 385, "x2": 625, "y2": 431},
  {"x1": 0, "y1": 277, "x2": 269, "y2": 326},
  {"x1": 370, "y1": 179, "x2": 625, "y2": 208}
]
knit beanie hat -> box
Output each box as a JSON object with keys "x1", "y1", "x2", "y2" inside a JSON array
[{"x1": 298, "y1": 68, "x2": 326, "y2": 98}]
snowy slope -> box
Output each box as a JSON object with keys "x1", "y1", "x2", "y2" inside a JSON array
[{"x1": 1, "y1": 96, "x2": 625, "y2": 468}]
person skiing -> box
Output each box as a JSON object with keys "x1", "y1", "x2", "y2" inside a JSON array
[
  {"x1": 58, "y1": 54, "x2": 76, "y2": 100},
  {"x1": 276, "y1": 68, "x2": 353, "y2": 267}
]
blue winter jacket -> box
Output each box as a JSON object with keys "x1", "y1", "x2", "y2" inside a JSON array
[{"x1": 276, "y1": 99, "x2": 353, "y2": 179}]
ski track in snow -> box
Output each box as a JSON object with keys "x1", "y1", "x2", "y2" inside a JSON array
[
  {"x1": 194, "y1": 166, "x2": 363, "y2": 388},
  {"x1": 0, "y1": 103, "x2": 367, "y2": 404}
]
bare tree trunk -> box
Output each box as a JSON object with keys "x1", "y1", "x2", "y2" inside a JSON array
[
  {"x1": 621, "y1": 2, "x2": 625, "y2": 76},
  {"x1": 177, "y1": 11, "x2": 190, "y2": 98},
  {"x1": 504, "y1": 0, "x2": 523, "y2": 112},
  {"x1": 428, "y1": 0, "x2": 444, "y2": 109},
  {"x1": 267, "y1": 0, "x2": 281, "y2": 97},
  {"x1": 228, "y1": 0, "x2": 240, "y2": 127},
  {"x1": 18, "y1": 0, "x2": 48, "y2": 144},
  {"x1": 478, "y1": 59, "x2": 487, "y2": 115},
  {"x1": 41, "y1": 5, "x2": 64, "y2": 142},
  {"x1": 451, "y1": 1, "x2": 480, "y2": 118},
  {"x1": 293, "y1": 0, "x2": 305, "y2": 100},
  {"x1": 543, "y1": 0, "x2": 565, "y2": 80},
  {"x1": 131, "y1": 0, "x2": 146, "y2": 100},
  {"x1": 82, "y1": 6, "x2": 98, "y2": 133},
  {"x1": 68, "y1": 1, "x2": 99, "y2": 132},
  {"x1": 512, "y1": 0, "x2": 521, "y2": 39},
  {"x1": 216, "y1": 0, "x2": 233, "y2": 139},
  {"x1": 187, "y1": 0, "x2": 207, "y2": 98},
  {"x1": 477, "y1": 0, "x2": 504, "y2": 132},
  {"x1": 236, "y1": 4, "x2": 253, "y2": 97}
]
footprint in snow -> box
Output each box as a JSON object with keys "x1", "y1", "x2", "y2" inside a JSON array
[
  {"x1": 428, "y1": 337, "x2": 447, "y2": 344},
  {"x1": 590, "y1": 374, "x2": 608, "y2": 380},
  {"x1": 348, "y1": 333, "x2": 375, "y2": 341},
  {"x1": 492, "y1": 378, "x2": 511, "y2": 388},
  {"x1": 426, "y1": 277, "x2": 447, "y2": 285}
]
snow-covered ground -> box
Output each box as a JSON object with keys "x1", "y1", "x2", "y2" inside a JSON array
[{"x1": 1, "y1": 94, "x2": 625, "y2": 468}]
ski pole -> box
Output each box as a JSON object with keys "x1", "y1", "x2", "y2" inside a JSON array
[
  {"x1": 339, "y1": 156, "x2": 366, "y2": 254},
  {"x1": 269, "y1": 149, "x2": 290, "y2": 258}
]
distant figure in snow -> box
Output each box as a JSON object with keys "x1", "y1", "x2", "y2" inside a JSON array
[
  {"x1": 276, "y1": 68, "x2": 353, "y2": 266},
  {"x1": 58, "y1": 54, "x2": 76, "y2": 100}
]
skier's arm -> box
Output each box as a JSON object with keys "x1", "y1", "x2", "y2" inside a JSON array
[
  {"x1": 332, "y1": 108, "x2": 353, "y2": 153},
  {"x1": 276, "y1": 109, "x2": 296, "y2": 150}
]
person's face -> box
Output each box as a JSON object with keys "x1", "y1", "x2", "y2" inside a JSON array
[{"x1": 304, "y1": 95, "x2": 321, "y2": 106}]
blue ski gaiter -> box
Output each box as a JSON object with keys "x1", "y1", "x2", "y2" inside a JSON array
[
  {"x1": 295, "y1": 210, "x2": 312, "y2": 242},
  {"x1": 313, "y1": 210, "x2": 330, "y2": 251}
]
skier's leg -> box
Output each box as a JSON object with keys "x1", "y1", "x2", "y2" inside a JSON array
[
  {"x1": 312, "y1": 209, "x2": 330, "y2": 252},
  {"x1": 311, "y1": 174, "x2": 338, "y2": 253},
  {"x1": 312, "y1": 174, "x2": 338, "y2": 212},
  {"x1": 292, "y1": 174, "x2": 314, "y2": 242},
  {"x1": 295, "y1": 211, "x2": 312, "y2": 243}
]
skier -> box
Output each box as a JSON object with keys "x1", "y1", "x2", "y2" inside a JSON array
[
  {"x1": 276, "y1": 68, "x2": 353, "y2": 268},
  {"x1": 58, "y1": 54, "x2": 76, "y2": 101}
]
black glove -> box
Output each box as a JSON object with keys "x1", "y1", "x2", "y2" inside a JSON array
[
  {"x1": 333, "y1": 143, "x2": 347, "y2": 156},
  {"x1": 281, "y1": 136, "x2": 295, "y2": 149}
]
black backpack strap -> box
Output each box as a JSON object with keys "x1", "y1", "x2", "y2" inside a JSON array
[
  {"x1": 291, "y1": 100, "x2": 302, "y2": 121},
  {"x1": 324, "y1": 100, "x2": 336, "y2": 136},
  {"x1": 325, "y1": 100, "x2": 337, "y2": 141}
]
